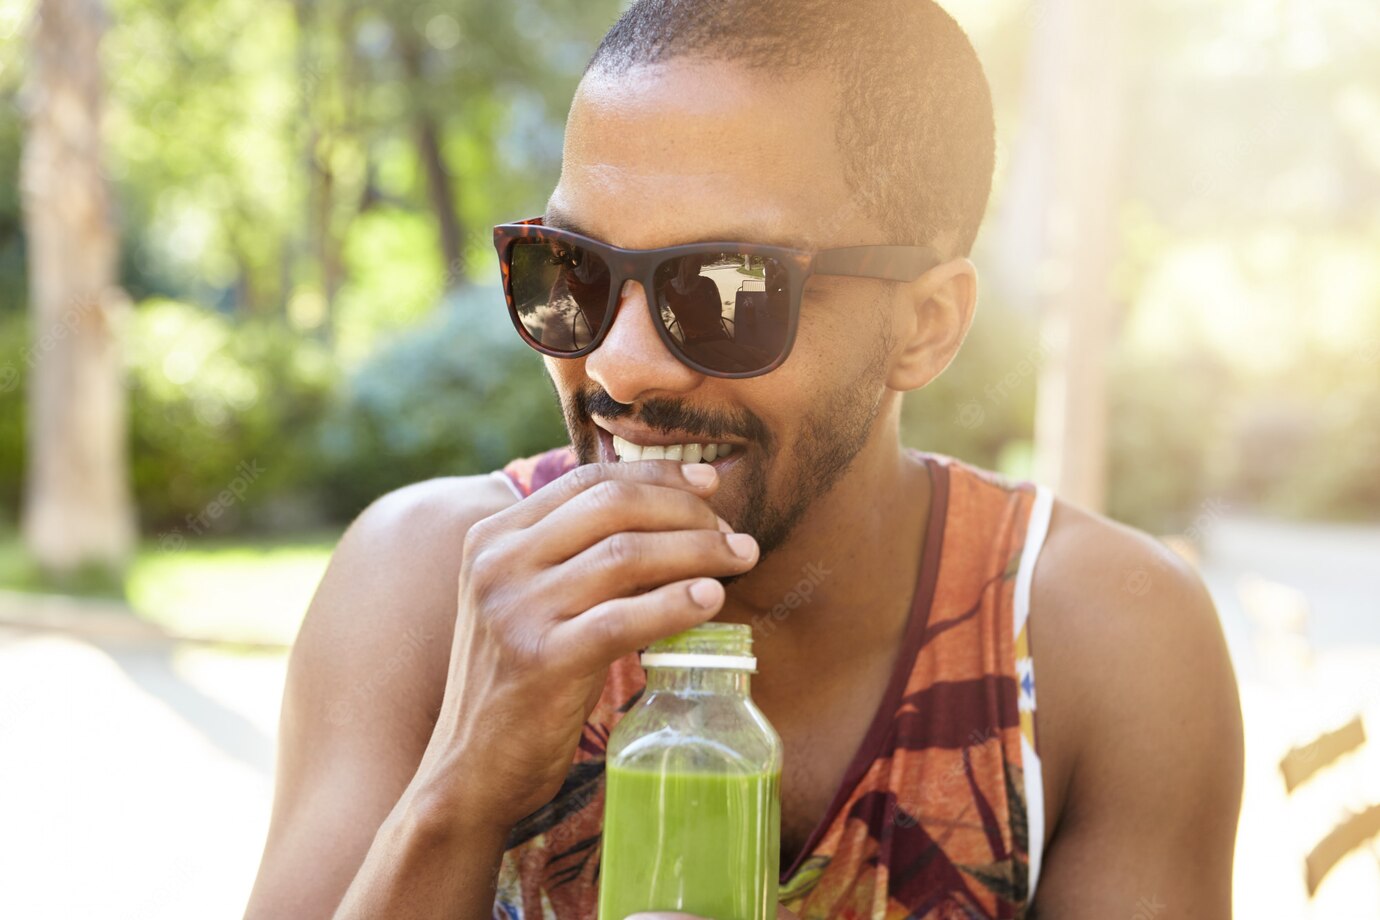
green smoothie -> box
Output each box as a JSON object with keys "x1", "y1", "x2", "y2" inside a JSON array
[{"x1": 598, "y1": 764, "x2": 781, "y2": 920}]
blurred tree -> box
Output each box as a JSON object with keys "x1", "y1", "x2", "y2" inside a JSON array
[
  {"x1": 394, "y1": 16, "x2": 464, "y2": 277},
  {"x1": 18, "y1": 0, "x2": 135, "y2": 573},
  {"x1": 1, "y1": 0, "x2": 1375, "y2": 546},
  {"x1": 1019, "y1": 0, "x2": 1126, "y2": 513}
]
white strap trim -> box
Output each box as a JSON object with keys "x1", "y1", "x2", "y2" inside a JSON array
[
  {"x1": 1015, "y1": 483, "x2": 1054, "y2": 904},
  {"x1": 1020, "y1": 734, "x2": 1045, "y2": 898},
  {"x1": 639, "y1": 652, "x2": 757, "y2": 672},
  {"x1": 490, "y1": 469, "x2": 525, "y2": 500},
  {"x1": 1014, "y1": 484, "x2": 1054, "y2": 639}
]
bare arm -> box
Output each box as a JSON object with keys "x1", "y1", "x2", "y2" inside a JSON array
[
  {"x1": 242, "y1": 475, "x2": 515, "y2": 918},
  {"x1": 1031, "y1": 504, "x2": 1244, "y2": 919},
  {"x1": 245, "y1": 461, "x2": 759, "y2": 919}
]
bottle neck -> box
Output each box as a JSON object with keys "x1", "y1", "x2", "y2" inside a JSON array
[{"x1": 646, "y1": 666, "x2": 751, "y2": 697}]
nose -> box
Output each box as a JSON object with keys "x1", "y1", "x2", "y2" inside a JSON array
[{"x1": 584, "y1": 279, "x2": 702, "y2": 404}]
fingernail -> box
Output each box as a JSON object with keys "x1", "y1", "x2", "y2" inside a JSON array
[
  {"x1": 689, "y1": 579, "x2": 722, "y2": 608},
  {"x1": 717, "y1": 516, "x2": 733, "y2": 534},
  {"x1": 727, "y1": 533, "x2": 757, "y2": 560},
  {"x1": 682, "y1": 463, "x2": 716, "y2": 487}
]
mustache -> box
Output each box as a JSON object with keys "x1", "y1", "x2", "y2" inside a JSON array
[{"x1": 577, "y1": 387, "x2": 772, "y2": 449}]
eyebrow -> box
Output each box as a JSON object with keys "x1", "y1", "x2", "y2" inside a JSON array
[{"x1": 544, "y1": 204, "x2": 816, "y2": 251}]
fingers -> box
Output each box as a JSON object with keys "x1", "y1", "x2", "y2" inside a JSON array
[
  {"x1": 529, "y1": 477, "x2": 731, "y2": 563},
  {"x1": 538, "y1": 528, "x2": 758, "y2": 616},
  {"x1": 550, "y1": 577, "x2": 726, "y2": 674},
  {"x1": 493, "y1": 460, "x2": 721, "y2": 531}
]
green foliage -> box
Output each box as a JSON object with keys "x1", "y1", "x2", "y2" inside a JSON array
[
  {"x1": 122, "y1": 288, "x2": 566, "y2": 531},
  {"x1": 1105, "y1": 348, "x2": 1231, "y2": 533},
  {"x1": 0, "y1": 312, "x2": 26, "y2": 516},
  {"x1": 127, "y1": 299, "x2": 338, "y2": 530},
  {"x1": 125, "y1": 531, "x2": 335, "y2": 644},
  {"x1": 1, "y1": 0, "x2": 1378, "y2": 552},
  {"x1": 333, "y1": 207, "x2": 448, "y2": 359},
  {"x1": 317, "y1": 284, "x2": 567, "y2": 519},
  {"x1": 98, "y1": 0, "x2": 624, "y2": 315},
  {"x1": 1229, "y1": 342, "x2": 1380, "y2": 523},
  {"x1": 900, "y1": 299, "x2": 1041, "y2": 478}
]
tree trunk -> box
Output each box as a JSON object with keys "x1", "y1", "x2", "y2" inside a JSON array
[
  {"x1": 416, "y1": 113, "x2": 465, "y2": 280},
  {"x1": 292, "y1": 0, "x2": 340, "y2": 340},
  {"x1": 1026, "y1": 0, "x2": 1126, "y2": 512},
  {"x1": 19, "y1": 0, "x2": 136, "y2": 572},
  {"x1": 397, "y1": 32, "x2": 465, "y2": 283}
]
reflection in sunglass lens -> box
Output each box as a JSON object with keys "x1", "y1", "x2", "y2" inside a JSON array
[
  {"x1": 653, "y1": 252, "x2": 791, "y2": 374},
  {"x1": 510, "y1": 239, "x2": 612, "y2": 352}
]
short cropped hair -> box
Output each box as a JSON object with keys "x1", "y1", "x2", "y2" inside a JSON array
[{"x1": 586, "y1": 0, "x2": 996, "y2": 256}]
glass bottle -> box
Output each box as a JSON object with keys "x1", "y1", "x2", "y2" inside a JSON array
[{"x1": 598, "y1": 623, "x2": 783, "y2": 920}]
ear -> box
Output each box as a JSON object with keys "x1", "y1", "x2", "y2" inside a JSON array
[{"x1": 886, "y1": 257, "x2": 978, "y2": 392}]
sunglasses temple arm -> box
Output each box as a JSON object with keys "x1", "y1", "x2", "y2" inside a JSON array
[{"x1": 811, "y1": 245, "x2": 943, "y2": 282}]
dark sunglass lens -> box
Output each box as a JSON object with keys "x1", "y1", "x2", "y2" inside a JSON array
[
  {"x1": 509, "y1": 239, "x2": 613, "y2": 352},
  {"x1": 653, "y1": 252, "x2": 790, "y2": 374}
]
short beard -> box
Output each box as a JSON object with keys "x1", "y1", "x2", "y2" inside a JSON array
[{"x1": 720, "y1": 325, "x2": 893, "y2": 580}]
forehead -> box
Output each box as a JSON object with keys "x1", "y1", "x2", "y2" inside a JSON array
[{"x1": 550, "y1": 59, "x2": 862, "y2": 251}]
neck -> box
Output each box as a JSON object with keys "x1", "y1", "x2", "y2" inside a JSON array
[{"x1": 716, "y1": 409, "x2": 934, "y2": 700}]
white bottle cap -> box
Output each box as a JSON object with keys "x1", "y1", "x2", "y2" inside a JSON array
[{"x1": 638, "y1": 651, "x2": 757, "y2": 672}]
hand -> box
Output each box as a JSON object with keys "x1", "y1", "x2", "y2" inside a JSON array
[{"x1": 411, "y1": 460, "x2": 760, "y2": 830}]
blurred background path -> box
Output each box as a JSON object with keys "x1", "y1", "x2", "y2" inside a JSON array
[{"x1": 0, "y1": 624, "x2": 286, "y2": 920}]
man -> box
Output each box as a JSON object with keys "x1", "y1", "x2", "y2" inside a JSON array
[{"x1": 246, "y1": 1, "x2": 1243, "y2": 918}]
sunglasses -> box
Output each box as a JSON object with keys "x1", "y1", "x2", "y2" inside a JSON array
[{"x1": 493, "y1": 216, "x2": 943, "y2": 379}]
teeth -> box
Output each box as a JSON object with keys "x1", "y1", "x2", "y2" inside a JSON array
[
  {"x1": 611, "y1": 434, "x2": 642, "y2": 462},
  {"x1": 610, "y1": 433, "x2": 737, "y2": 464}
]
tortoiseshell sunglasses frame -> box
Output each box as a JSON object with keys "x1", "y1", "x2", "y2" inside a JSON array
[{"x1": 492, "y1": 216, "x2": 943, "y2": 379}]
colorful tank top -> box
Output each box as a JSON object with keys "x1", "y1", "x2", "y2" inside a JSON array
[{"x1": 488, "y1": 446, "x2": 1054, "y2": 920}]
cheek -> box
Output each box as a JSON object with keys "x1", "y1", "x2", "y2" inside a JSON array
[
  {"x1": 543, "y1": 356, "x2": 585, "y2": 399},
  {"x1": 796, "y1": 283, "x2": 894, "y2": 373},
  {"x1": 786, "y1": 293, "x2": 861, "y2": 379}
]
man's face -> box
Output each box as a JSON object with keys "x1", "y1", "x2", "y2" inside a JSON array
[{"x1": 544, "y1": 59, "x2": 900, "y2": 561}]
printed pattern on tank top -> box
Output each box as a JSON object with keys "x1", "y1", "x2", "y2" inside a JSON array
[{"x1": 489, "y1": 446, "x2": 1046, "y2": 920}]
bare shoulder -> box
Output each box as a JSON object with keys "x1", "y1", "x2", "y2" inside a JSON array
[
  {"x1": 1029, "y1": 499, "x2": 1243, "y2": 916},
  {"x1": 1031, "y1": 499, "x2": 1232, "y2": 702},
  {"x1": 246, "y1": 472, "x2": 519, "y2": 918},
  {"x1": 288, "y1": 472, "x2": 521, "y2": 744}
]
